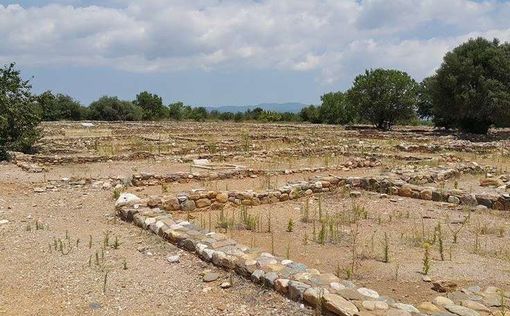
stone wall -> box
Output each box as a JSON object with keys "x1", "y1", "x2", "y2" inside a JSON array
[
  {"x1": 133, "y1": 170, "x2": 510, "y2": 214},
  {"x1": 132, "y1": 157, "x2": 381, "y2": 187},
  {"x1": 116, "y1": 194, "x2": 509, "y2": 316}
]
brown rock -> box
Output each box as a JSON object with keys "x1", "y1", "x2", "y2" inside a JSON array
[
  {"x1": 323, "y1": 293, "x2": 359, "y2": 316},
  {"x1": 196, "y1": 198, "x2": 212, "y2": 208},
  {"x1": 216, "y1": 193, "x2": 228, "y2": 203},
  {"x1": 433, "y1": 280, "x2": 458, "y2": 293}
]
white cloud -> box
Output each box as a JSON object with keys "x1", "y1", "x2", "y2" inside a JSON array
[{"x1": 1, "y1": 0, "x2": 510, "y2": 86}]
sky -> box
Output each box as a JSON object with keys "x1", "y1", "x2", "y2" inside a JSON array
[{"x1": 1, "y1": 0, "x2": 510, "y2": 107}]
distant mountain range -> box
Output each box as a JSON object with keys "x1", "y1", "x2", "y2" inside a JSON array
[{"x1": 206, "y1": 102, "x2": 307, "y2": 114}]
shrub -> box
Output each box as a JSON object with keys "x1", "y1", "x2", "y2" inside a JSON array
[
  {"x1": 0, "y1": 63, "x2": 41, "y2": 160},
  {"x1": 88, "y1": 96, "x2": 144, "y2": 121},
  {"x1": 37, "y1": 91, "x2": 85, "y2": 121}
]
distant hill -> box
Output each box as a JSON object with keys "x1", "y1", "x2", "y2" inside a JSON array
[{"x1": 206, "y1": 102, "x2": 307, "y2": 114}]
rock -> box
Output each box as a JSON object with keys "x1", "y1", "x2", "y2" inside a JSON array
[
  {"x1": 337, "y1": 288, "x2": 365, "y2": 301},
  {"x1": 483, "y1": 286, "x2": 499, "y2": 294},
  {"x1": 304, "y1": 287, "x2": 329, "y2": 307},
  {"x1": 288, "y1": 281, "x2": 311, "y2": 302},
  {"x1": 399, "y1": 185, "x2": 413, "y2": 198},
  {"x1": 196, "y1": 198, "x2": 212, "y2": 208},
  {"x1": 181, "y1": 199, "x2": 196, "y2": 212},
  {"x1": 448, "y1": 196, "x2": 461, "y2": 204},
  {"x1": 330, "y1": 282, "x2": 346, "y2": 292},
  {"x1": 393, "y1": 303, "x2": 419, "y2": 313},
  {"x1": 357, "y1": 287, "x2": 379, "y2": 299},
  {"x1": 323, "y1": 293, "x2": 359, "y2": 316},
  {"x1": 480, "y1": 178, "x2": 502, "y2": 187},
  {"x1": 433, "y1": 281, "x2": 458, "y2": 293},
  {"x1": 434, "y1": 296, "x2": 455, "y2": 307},
  {"x1": 115, "y1": 193, "x2": 141, "y2": 207},
  {"x1": 162, "y1": 198, "x2": 180, "y2": 211},
  {"x1": 193, "y1": 159, "x2": 209, "y2": 165},
  {"x1": 0, "y1": 219, "x2": 9, "y2": 225},
  {"x1": 350, "y1": 191, "x2": 362, "y2": 198},
  {"x1": 460, "y1": 194, "x2": 477, "y2": 206},
  {"x1": 261, "y1": 272, "x2": 278, "y2": 287},
  {"x1": 203, "y1": 272, "x2": 220, "y2": 282},
  {"x1": 216, "y1": 193, "x2": 228, "y2": 203},
  {"x1": 482, "y1": 294, "x2": 504, "y2": 307},
  {"x1": 465, "y1": 286, "x2": 481, "y2": 294},
  {"x1": 166, "y1": 255, "x2": 180, "y2": 263},
  {"x1": 418, "y1": 302, "x2": 441, "y2": 314},
  {"x1": 274, "y1": 279, "x2": 290, "y2": 294},
  {"x1": 251, "y1": 270, "x2": 265, "y2": 283},
  {"x1": 387, "y1": 309, "x2": 411, "y2": 316},
  {"x1": 33, "y1": 187, "x2": 45, "y2": 193},
  {"x1": 460, "y1": 300, "x2": 490, "y2": 312},
  {"x1": 420, "y1": 189, "x2": 433, "y2": 200},
  {"x1": 362, "y1": 300, "x2": 389, "y2": 311},
  {"x1": 474, "y1": 205, "x2": 488, "y2": 212},
  {"x1": 220, "y1": 282, "x2": 231, "y2": 289},
  {"x1": 423, "y1": 276, "x2": 432, "y2": 282},
  {"x1": 444, "y1": 305, "x2": 480, "y2": 316}
]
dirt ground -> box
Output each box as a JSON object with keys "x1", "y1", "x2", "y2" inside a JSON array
[
  {"x1": 0, "y1": 164, "x2": 309, "y2": 316},
  {"x1": 2, "y1": 121, "x2": 510, "y2": 315}
]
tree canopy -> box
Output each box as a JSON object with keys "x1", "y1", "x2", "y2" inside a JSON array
[
  {"x1": 88, "y1": 96, "x2": 144, "y2": 121},
  {"x1": 37, "y1": 90, "x2": 84, "y2": 121},
  {"x1": 425, "y1": 37, "x2": 510, "y2": 134},
  {"x1": 347, "y1": 68, "x2": 419, "y2": 130},
  {"x1": 133, "y1": 91, "x2": 166, "y2": 120},
  {"x1": 0, "y1": 63, "x2": 41, "y2": 160}
]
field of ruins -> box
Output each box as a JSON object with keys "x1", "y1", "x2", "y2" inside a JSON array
[{"x1": 1, "y1": 121, "x2": 510, "y2": 316}]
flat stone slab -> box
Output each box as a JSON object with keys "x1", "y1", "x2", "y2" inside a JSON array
[{"x1": 203, "y1": 272, "x2": 221, "y2": 282}]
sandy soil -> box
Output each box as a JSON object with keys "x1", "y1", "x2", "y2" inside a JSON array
[{"x1": 0, "y1": 165, "x2": 310, "y2": 315}]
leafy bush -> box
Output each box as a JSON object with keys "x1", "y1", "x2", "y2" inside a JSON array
[
  {"x1": 87, "y1": 96, "x2": 144, "y2": 121},
  {"x1": 0, "y1": 63, "x2": 41, "y2": 160},
  {"x1": 133, "y1": 91, "x2": 167, "y2": 120},
  {"x1": 37, "y1": 90, "x2": 85, "y2": 121}
]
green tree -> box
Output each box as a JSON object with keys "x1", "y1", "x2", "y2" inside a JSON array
[
  {"x1": 417, "y1": 77, "x2": 434, "y2": 119},
  {"x1": 319, "y1": 92, "x2": 354, "y2": 124},
  {"x1": 427, "y1": 37, "x2": 510, "y2": 134},
  {"x1": 0, "y1": 63, "x2": 41, "y2": 160},
  {"x1": 37, "y1": 90, "x2": 84, "y2": 121},
  {"x1": 347, "y1": 68, "x2": 418, "y2": 130},
  {"x1": 133, "y1": 91, "x2": 166, "y2": 120},
  {"x1": 299, "y1": 105, "x2": 321, "y2": 123},
  {"x1": 168, "y1": 102, "x2": 185, "y2": 121},
  {"x1": 189, "y1": 107, "x2": 208, "y2": 121},
  {"x1": 88, "y1": 96, "x2": 144, "y2": 121}
]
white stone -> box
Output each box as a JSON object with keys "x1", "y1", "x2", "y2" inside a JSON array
[
  {"x1": 0, "y1": 219, "x2": 9, "y2": 225},
  {"x1": 115, "y1": 193, "x2": 141, "y2": 207},
  {"x1": 193, "y1": 159, "x2": 210, "y2": 166},
  {"x1": 393, "y1": 303, "x2": 420, "y2": 313},
  {"x1": 330, "y1": 282, "x2": 346, "y2": 291},
  {"x1": 358, "y1": 287, "x2": 379, "y2": 299},
  {"x1": 167, "y1": 255, "x2": 180, "y2": 263}
]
